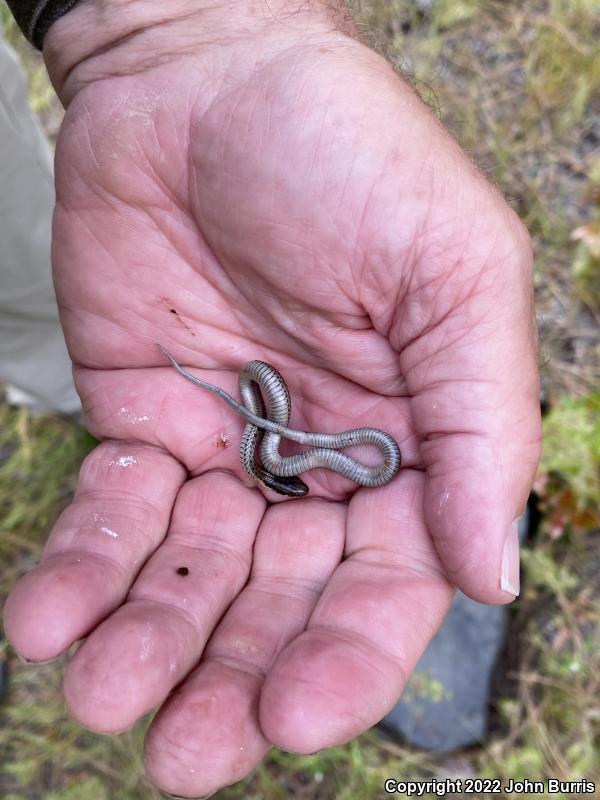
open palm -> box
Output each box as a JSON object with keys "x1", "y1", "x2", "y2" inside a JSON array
[{"x1": 5, "y1": 32, "x2": 540, "y2": 798}]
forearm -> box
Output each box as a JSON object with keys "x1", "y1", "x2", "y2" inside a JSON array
[{"x1": 37, "y1": 0, "x2": 360, "y2": 104}]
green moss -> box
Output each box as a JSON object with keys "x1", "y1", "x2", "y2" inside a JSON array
[
  {"x1": 525, "y1": 0, "x2": 600, "y2": 129},
  {"x1": 0, "y1": 657, "x2": 161, "y2": 799},
  {"x1": 538, "y1": 393, "x2": 600, "y2": 520},
  {"x1": 402, "y1": 671, "x2": 452, "y2": 704},
  {"x1": 431, "y1": 0, "x2": 481, "y2": 31},
  {"x1": 520, "y1": 549, "x2": 579, "y2": 595},
  {"x1": 0, "y1": 405, "x2": 95, "y2": 542},
  {"x1": 571, "y1": 177, "x2": 600, "y2": 311}
]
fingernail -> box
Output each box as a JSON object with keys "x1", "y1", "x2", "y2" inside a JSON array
[
  {"x1": 16, "y1": 652, "x2": 61, "y2": 666},
  {"x1": 500, "y1": 519, "x2": 520, "y2": 597}
]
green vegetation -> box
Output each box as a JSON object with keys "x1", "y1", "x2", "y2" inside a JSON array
[
  {"x1": 0, "y1": 2, "x2": 64, "y2": 140},
  {"x1": 536, "y1": 394, "x2": 600, "y2": 537},
  {"x1": 1, "y1": 0, "x2": 600, "y2": 797},
  {"x1": 0, "y1": 406, "x2": 95, "y2": 597}
]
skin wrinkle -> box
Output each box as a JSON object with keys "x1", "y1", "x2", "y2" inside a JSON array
[
  {"x1": 186, "y1": 185, "x2": 274, "y2": 352},
  {"x1": 301, "y1": 68, "x2": 329, "y2": 183},
  {"x1": 46, "y1": 523, "x2": 168, "y2": 574},
  {"x1": 75, "y1": 483, "x2": 169, "y2": 520},
  {"x1": 402, "y1": 318, "x2": 492, "y2": 393},
  {"x1": 148, "y1": 253, "x2": 247, "y2": 334},
  {"x1": 66, "y1": 99, "x2": 143, "y2": 202},
  {"x1": 183, "y1": 192, "x2": 366, "y2": 360},
  {"x1": 352, "y1": 171, "x2": 380, "y2": 282},
  {"x1": 414, "y1": 399, "x2": 503, "y2": 442},
  {"x1": 82, "y1": 375, "x2": 112, "y2": 428},
  {"x1": 43, "y1": 547, "x2": 130, "y2": 586},
  {"x1": 63, "y1": 208, "x2": 118, "y2": 265},
  {"x1": 347, "y1": 548, "x2": 448, "y2": 582},
  {"x1": 82, "y1": 104, "x2": 102, "y2": 176},
  {"x1": 205, "y1": 652, "x2": 270, "y2": 681},
  {"x1": 155, "y1": 371, "x2": 242, "y2": 465},
  {"x1": 294, "y1": 623, "x2": 409, "y2": 702},
  {"x1": 162, "y1": 539, "x2": 253, "y2": 582},
  {"x1": 285, "y1": 369, "x2": 382, "y2": 429},
  {"x1": 422, "y1": 430, "x2": 490, "y2": 449},
  {"x1": 334, "y1": 564, "x2": 450, "y2": 639},
  {"x1": 424, "y1": 459, "x2": 504, "y2": 534},
  {"x1": 432, "y1": 224, "x2": 516, "y2": 317},
  {"x1": 415, "y1": 374, "x2": 498, "y2": 393},
  {"x1": 422, "y1": 424, "x2": 499, "y2": 460},
  {"x1": 111, "y1": 380, "x2": 158, "y2": 427},
  {"x1": 134, "y1": 178, "x2": 194, "y2": 234},
  {"x1": 245, "y1": 575, "x2": 324, "y2": 602},
  {"x1": 151, "y1": 723, "x2": 216, "y2": 775},
  {"x1": 412, "y1": 381, "x2": 522, "y2": 440},
  {"x1": 159, "y1": 313, "x2": 262, "y2": 367},
  {"x1": 48, "y1": 508, "x2": 150, "y2": 561},
  {"x1": 221, "y1": 626, "x2": 321, "y2": 668},
  {"x1": 60, "y1": 15, "x2": 218, "y2": 100},
  {"x1": 392, "y1": 252, "x2": 488, "y2": 356},
  {"x1": 124, "y1": 597, "x2": 207, "y2": 639},
  {"x1": 398, "y1": 265, "x2": 463, "y2": 348},
  {"x1": 358, "y1": 248, "x2": 422, "y2": 343},
  {"x1": 273, "y1": 668, "x2": 386, "y2": 738},
  {"x1": 204, "y1": 65, "x2": 344, "y2": 268},
  {"x1": 243, "y1": 77, "x2": 263, "y2": 154},
  {"x1": 150, "y1": 375, "x2": 177, "y2": 449},
  {"x1": 437, "y1": 541, "x2": 489, "y2": 587}
]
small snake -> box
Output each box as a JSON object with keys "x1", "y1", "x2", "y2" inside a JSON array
[{"x1": 158, "y1": 345, "x2": 401, "y2": 497}]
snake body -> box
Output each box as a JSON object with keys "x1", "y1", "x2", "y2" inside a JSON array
[{"x1": 158, "y1": 345, "x2": 401, "y2": 496}]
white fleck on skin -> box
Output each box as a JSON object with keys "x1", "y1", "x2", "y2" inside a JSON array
[
  {"x1": 124, "y1": 91, "x2": 161, "y2": 121},
  {"x1": 100, "y1": 527, "x2": 119, "y2": 538},
  {"x1": 91, "y1": 513, "x2": 120, "y2": 539},
  {"x1": 140, "y1": 623, "x2": 152, "y2": 662},
  {"x1": 125, "y1": 111, "x2": 153, "y2": 128},
  {"x1": 437, "y1": 487, "x2": 451, "y2": 516},
  {"x1": 108, "y1": 455, "x2": 139, "y2": 468},
  {"x1": 117, "y1": 406, "x2": 152, "y2": 424}
]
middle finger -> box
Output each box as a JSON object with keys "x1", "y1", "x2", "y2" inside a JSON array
[{"x1": 144, "y1": 496, "x2": 346, "y2": 798}]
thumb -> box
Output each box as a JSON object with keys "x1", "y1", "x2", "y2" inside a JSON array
[{"x1": 402, "y1": 230, "x2": 541, "y2": 604}]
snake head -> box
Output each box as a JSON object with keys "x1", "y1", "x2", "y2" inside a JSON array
[{"x1": 260, "y1": 473, "x2": 310, "y2": 497}]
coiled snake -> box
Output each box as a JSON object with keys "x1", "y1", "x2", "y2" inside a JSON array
[{"x1": 158, "y1": 345, "x2": 401, "y2": 497}]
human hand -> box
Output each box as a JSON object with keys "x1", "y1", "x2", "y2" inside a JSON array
[{"x1": 4, "y1": 1, "x2": 541, "y2": 796}]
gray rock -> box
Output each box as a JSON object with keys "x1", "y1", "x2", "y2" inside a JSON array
[
  {"x1": 415, "y1": 0, "x2": 437, "y2": 11},
  {"x1": 380, "y1": 512, "x2": 528, "y2": 751}
]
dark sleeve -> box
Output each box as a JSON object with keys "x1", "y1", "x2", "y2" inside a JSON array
[{"x1": 5, "y1": 0, "x2": 80, "y2": 49}]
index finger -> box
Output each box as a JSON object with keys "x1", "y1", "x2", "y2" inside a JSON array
[{"x1": 3, "y1": 440, "x2": 186, "y2": 661}]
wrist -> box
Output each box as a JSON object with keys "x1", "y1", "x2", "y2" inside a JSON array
[{"x1": 43, "y1": 0, "x2": 359, "y2": 104}]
